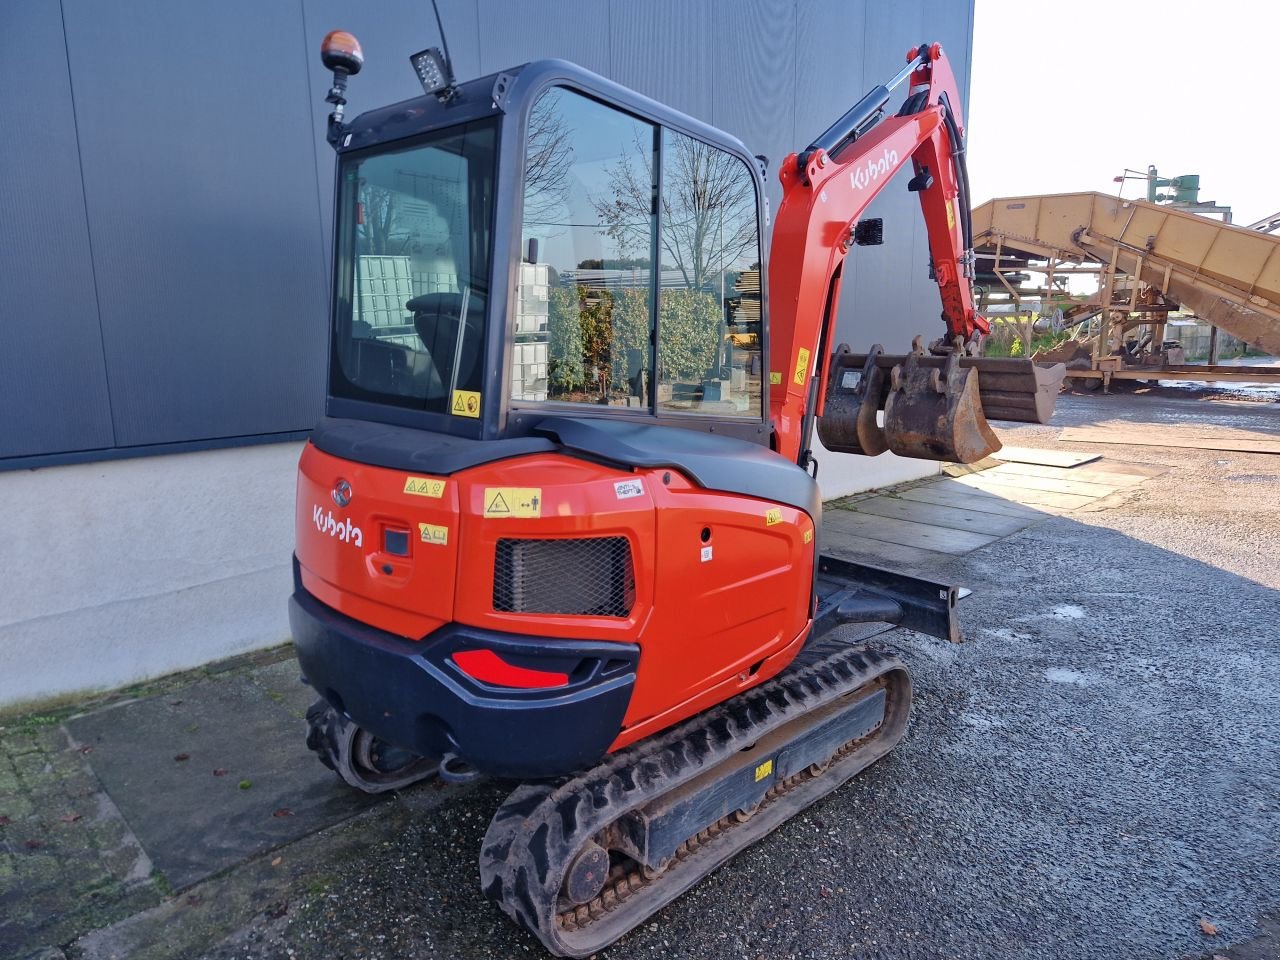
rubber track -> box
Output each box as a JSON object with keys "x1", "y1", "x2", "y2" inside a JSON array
[{"x1": 479, "y1": 641, "x2": 911, "y2": 957}]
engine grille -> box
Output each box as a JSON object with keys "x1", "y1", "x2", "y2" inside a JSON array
[{"x1": 494, "y1": 537, "x2": 635, "y2": 617}]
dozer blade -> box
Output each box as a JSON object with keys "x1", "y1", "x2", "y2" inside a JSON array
[
  {"x1": 884, "y1": 347, "x2": 1000, "y2": 463},
  {"x1": 815, "y1": 343, "x2": 890, "y2": 456},
  {"x1": 480, "y1": 641, "x2": 911, "y2": 958}
]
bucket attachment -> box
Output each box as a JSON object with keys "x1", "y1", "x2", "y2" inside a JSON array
[
  {"x1": 883, "y1": 344, "x2": 1000, "y2": 463},
  {"x1": 815, "y1": 344, "x2": 890, "y2": 456},
  {"x1": 817, "y1": 337, "x2": 1067, "y2": 464}
]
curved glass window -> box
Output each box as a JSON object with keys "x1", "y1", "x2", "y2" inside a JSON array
[{"x1": 331, "y1": 118, "x2": 497, "y2": 416}]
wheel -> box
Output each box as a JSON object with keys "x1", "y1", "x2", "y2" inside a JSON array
[{"x1": 304, "y1": 698, "x2": 439, "y2": 794}]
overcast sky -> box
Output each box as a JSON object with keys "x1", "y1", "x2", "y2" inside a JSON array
[{"x1": 967, "y1": 0, "x2": 1279, "y2": 226}]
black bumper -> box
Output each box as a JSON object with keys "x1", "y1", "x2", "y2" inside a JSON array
[{"x1": 289, "y1": 575, "x2": 639, "y2": 779}]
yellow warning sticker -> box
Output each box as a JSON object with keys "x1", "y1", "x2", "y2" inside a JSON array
[
  {"x1": 803, "y1": 529, "x2": 813, "y2": 544},
  {"x1": 754, "y1": 759, "x2": 774, "y2": 783},
  {"x1": 451, "y1": 389, "x2": 482, "y2": 418},
  {"x1": 418, "y1": 522, "x2": 449, "y2": 546},
  {"x1": 403, "y1": 476, "x2": 447, "y2": 498},
  {"x1": 483, "y1": 487, "x2": 542, "y2": 518},
  {"x1": 769, "y1": 371, "x2": 782, "y2": 386},
  {"x1": 765, "y1": 507, "x2": 783, "y2": 526},
  {"x1": 793, "y1": 347, "x2": 811, "y2": 386},
  {"x1": 947, "y1": 199, "x2": 956, "y2": 230}
]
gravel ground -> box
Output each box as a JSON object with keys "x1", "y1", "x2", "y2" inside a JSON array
[{"x1": 82, "y1": 390, "x2": 1280, "y2": 960}]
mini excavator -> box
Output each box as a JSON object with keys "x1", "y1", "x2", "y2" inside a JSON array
[{"x1": 291, "y1": 30, "x2": 1063, "y2": 956}]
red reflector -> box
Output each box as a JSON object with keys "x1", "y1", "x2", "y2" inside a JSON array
[{"x1": 452, "y1": 649, "x2": 570, "y2": 689}]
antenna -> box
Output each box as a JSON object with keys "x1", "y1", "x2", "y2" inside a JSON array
[
  {"x1": 409, "y1": 0, "x2": 456, "y2": 100},
  {"x1": 430, "y1": 0, "x2": 453, "y2": 78}
]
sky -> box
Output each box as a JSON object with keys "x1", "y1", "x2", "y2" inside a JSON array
[{"x1": 967, "y1": 0, "x2": 1280, "y2": 227}]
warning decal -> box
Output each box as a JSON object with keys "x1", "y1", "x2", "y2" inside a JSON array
[
  {"x1": 451, "y1": 389, "x2": 482, "y2": 418},
  {"x1": 793, "y1": 347, "x2": 811, "y2": 386},
  {"x1": 769, "y1": 371, "x2": 782, "y2": 385},
  {"x1": 418, "y1": 522, "x2": 449, "y2": 546},
  {"x1": 803, "y1": 528, "x2": 813, "y2": 544},
  {"x1": 947, "y1": 198, "x2": 956, "y2": 230},
  {"x1": 754, "y1": 759, "x2": 774, "y2": 782},
  {"x1": 403, "y1": 476, "x2": 447, "y2": 498},
  {"x1": 483, "y1": 487, "x2": 541, "y2": 518},
  {"x1": 765, "y1": 507, "x2": 783, "y2": 526}
]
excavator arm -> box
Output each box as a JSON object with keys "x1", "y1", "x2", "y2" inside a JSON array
[{"x1": 768, "y1": 43, "x2": 1060, "y2": 465}]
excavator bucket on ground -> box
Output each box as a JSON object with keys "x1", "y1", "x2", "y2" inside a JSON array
[{"x1": 818, "y1": 339, "x2": 1066, "y2": 463}]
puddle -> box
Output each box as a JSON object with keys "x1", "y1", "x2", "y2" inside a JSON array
[
  {"x1": 1049, "y1": 604, "x2": 1086, "y2": 620},
  {"x1": 1044, "y1": 667, "x2": 1090, "y2": 686}
]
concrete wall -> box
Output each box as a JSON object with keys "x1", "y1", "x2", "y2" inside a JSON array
[
  {"x1": 0, "y1": 444, "x2": 300, "y2": 709},
  {"x1": 0, "y1": 0, "x2": 972, "y2": 707}
]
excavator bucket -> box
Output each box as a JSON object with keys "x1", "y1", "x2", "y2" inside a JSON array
[
  {"x1": 815, "y1": 344, "x2": 890, "y2": 456},
  {"x1": 818, "y1": 338, "x2": 1066, "y2": 463},
  {"x1": 883, "y1": 347, "x2": 999, "y2": 463}
]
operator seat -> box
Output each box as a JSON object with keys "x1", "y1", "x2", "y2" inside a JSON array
[{"x1": 407, "y1": 291, "x2": 485, "y2": 395}]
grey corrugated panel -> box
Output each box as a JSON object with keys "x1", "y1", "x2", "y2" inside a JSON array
[
  {"x1": 608, "y1": 0, "x2": 715, "y2": 122},
  {"x1": 61, "y1": 0, "x2": 328, "y2": 446},
  {"x1": 0, "y1": 2, "x2": 114, "y2": 458},
  {"x1": 300, "y1": 0, "x2": 485, "y2": 272},
  {"x1": 709, "y1": 0, "x2": 797, "y2": 217},
  {"x1": 477, "y1": 0, "x2": 611, "y2": 75}
]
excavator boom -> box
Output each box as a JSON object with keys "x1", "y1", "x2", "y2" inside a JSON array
[{"x1": 769, "y1": 44, "x2": 1061, "y2": 466}]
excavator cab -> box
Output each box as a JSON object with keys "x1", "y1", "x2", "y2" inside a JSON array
[{"x1": 326, "y1": 57, "x2": 772, "y2": 449}]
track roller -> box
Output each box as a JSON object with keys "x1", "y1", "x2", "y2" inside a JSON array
[
  {"x1": 479, "y1": 642, "x2": 911, "y2": 957},
  {"x1": 304, "y1": 698, "x2": 439, "y2": 794}
]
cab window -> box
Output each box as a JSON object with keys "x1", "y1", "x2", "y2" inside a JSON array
[{"x1": 515, "y1": 87, "x2": 762, "y2": 420}]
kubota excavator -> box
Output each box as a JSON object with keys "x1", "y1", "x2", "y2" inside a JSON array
[{"x1": 291, "y1": 30, "x2": 1062, "y2": 956}]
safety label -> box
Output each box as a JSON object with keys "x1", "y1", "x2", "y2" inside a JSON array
[
  {"x1": 451, "y1": 389, "x2": 482, "y2": 418},
  {"x1": 700, "y1": 545, "x2": 713, "y2": 563},
  {"x1": 483, "y1": 487, "x2": 541, "y2": 518},
  {"x1": 769, "y1": 371, "x2": 782, "y2": 385},
  {"x1": 403, "y1": 476, "x2": 447, "y2": 498},
  {"x1": 765, "y1": 507, "x2": 783, "y2": 526},
  {"x1": 947, "y1": 198, "x2": 956, "y2": 230},
  {"x1": 418, "y1": 522, "x2": 449, "y2": 546},
  {"x1": 614, "y1": 478, "x2": 644, "y2": 500},
  {"x1": 793, "y1": 347, "x2": 811, "y2": 386},
  {"x1": 803, "y1": 528, "x2": 813, "y2": 544},
  {"x1": 754, "y1": 758, "x2": 774, "y2": 782}
]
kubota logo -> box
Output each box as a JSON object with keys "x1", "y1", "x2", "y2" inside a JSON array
[
  {"x1": 849, "y1": 148, "x2": 899, "y2": 191},
  {"x1": 312, "y1": 504, "x2": 363, "y2": 547}
]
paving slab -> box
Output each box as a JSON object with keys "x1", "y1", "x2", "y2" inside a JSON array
[
  {"x1": 852, "y1": 494, "x2": 1035, "y2": 537},
  {"x1": 988, "y1": 460, "x2": 1148, "y2": 486},
  {"x1": 966, "y1": 466, "x2": 1121, "y2": 497},
  {"x1": 993, "y1": 445, "x2": 1099, "y2": 468},
  {"x1": 64, "y1": 663, "x2": 377, "y2": 891},
  {"x1": 893, "y1": 484, "x2": 1058, "y2": 518},
  {"x1": 953, "y1": 474, "x2": 1102, "y2": 509},
  {"x1": 822, "y1": 506, "x2": 1001, "y2": 554}
]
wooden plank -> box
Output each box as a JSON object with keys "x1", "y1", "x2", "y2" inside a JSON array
[
  {"x1": 957, "y1": 469, "x2": 1120, "y2": 498},
  {"x1": 988, "y1": 461, "x2": 1148, "y2": 487},
  {"x1": 853, "y1": 495, "x2": 1035, "y2": 537},
  {"x1": 1072, "y1": 460, "x2": 1169, "y2": 479},
  {"x1": 823, "y1": 508, "x2": 1000, "y2": 555},
  {"x1": 894, "y1": 484, "x2": 1056, "y2": 519},
  {"x1": 993, "y1": 445, "x2": 1100, "y2": 468}
]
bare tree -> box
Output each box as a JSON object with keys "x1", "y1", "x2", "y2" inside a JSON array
[
  {"x1": 359, "y1": 184, "x2": 408, "y2": 256},
  {"x1": 594, "y1": 130, "x2": 757, "y2": 290},
  {"x1": 523, "y1": 92, "x2": 575, "y2": 226}
]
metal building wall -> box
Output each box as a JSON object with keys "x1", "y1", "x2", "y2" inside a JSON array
[{"x1": 1, "y1": 0, "x2": 972, "y2": 467}]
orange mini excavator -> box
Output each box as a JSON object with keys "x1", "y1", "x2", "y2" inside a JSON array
[{"x1": 291, "y1": 30, "x2": 1062, "y2": 956}]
